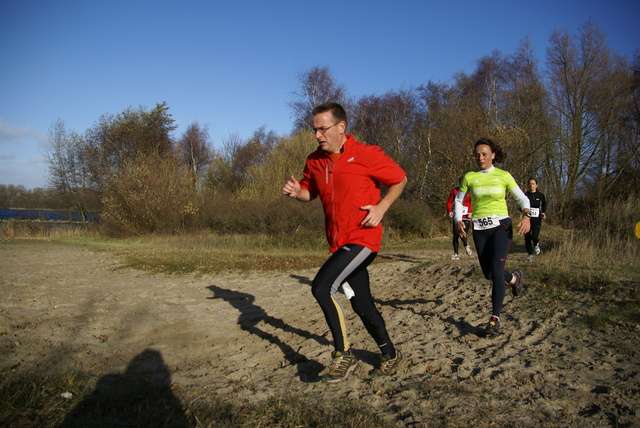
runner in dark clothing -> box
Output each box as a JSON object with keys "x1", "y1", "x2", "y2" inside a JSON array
[{"x1": 524, "y1": 178, "x2": 547, "y2": 261}]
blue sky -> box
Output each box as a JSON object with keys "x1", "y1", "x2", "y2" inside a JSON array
[{"x1": 1, "y1": 0, "x2": 638, "y2": 189}]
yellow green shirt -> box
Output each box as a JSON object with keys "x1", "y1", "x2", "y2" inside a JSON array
[{"x1": 460, "y1": 167, "x2": 518, "y2": 218}]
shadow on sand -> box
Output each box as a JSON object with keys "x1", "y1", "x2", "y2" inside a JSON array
[
  {"x1": 207, "y1": 284, "x2": 329, "y2": 382},
  {"x1": 59, "y1": 349, "x2": 190, "y2": 427}
]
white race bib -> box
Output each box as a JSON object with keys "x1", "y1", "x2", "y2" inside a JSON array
[
  {"x1": 462, "y1": 206, "x2": 469, "y2": 216},
  {"x1": 529, "y1": 207, "x2": 540, "y2": 218},
  {"x1": 473, "y1": 215, "x2": 500, "y2": 230}
]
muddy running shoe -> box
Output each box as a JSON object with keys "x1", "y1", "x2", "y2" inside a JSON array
[
  {"x1": 510, "y1": 268, "x2": 525, "y2": 296},
  {"x1": 373, "y1": 349, "x2": 403, "y2": 376},
  {"x1": 534, "y1": 244, "x2": 541, "y2": 255},
  {"x1": 465, "y1": 245, "x2": 473, "y2": 256},
  {"x1": 323, "y1": 350, "x2": 357, "y2": 383},
  {"x1": 485, "y1": 316, "x2": 501, "y2": 337},
  {"x1": 451, "y1": 253, "x2": 460, "y2": 260},
  {"x1": 526, "y1": 254, "x2": 534, "y2": 262}
]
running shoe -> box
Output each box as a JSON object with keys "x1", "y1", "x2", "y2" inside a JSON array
[
  {"x1": 451, "y1": 253, "x2": 460, "y2": 260},
  {"x1": 323, "y1": 350, "x2": 357, "y2": 383},
  {"x1": 465, "y1": 245, "x2": 473, "y2": 256},
  {"x1": 534, "y1": 244, "x2": 541, "y2": 255},
  {"x1": 526, "y1": 254, "x2": 534, "y2": 262},
  {"x1": 485, "y1": 316, "x2": 501, "y2": 336},
  {"x1": 373, "y1": 349, "x2": 403, "y2": 376},
  {"x1": 510, "y1": 268, "x2": 525, "y2": 296}
]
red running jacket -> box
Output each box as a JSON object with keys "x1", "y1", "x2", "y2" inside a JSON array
[
  {"x1": 446, "y1": 187, "x2": 472, "y2": 219},
  {"x1": 299, "y1": 134, "x2": 406, "y2": 253}
]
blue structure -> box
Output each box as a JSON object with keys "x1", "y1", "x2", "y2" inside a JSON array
[{"x1": 0, "y1": 208, "x2": 100, "y2": 223}]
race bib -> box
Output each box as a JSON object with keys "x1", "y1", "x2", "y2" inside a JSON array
[
  {"x1": 462, "y1": 206, "x2": 469, "y2": 216},
  {"x1": 529, "y1": 207, "x2": 540, "y2": 218},
  {"x1": 473, "y1": 215, "x2": 500, "y2": 230}
]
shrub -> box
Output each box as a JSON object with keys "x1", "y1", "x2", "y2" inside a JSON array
[
  {"x1": 101, "y1": 154, "x2": 196, "y2": 236},
  {"x1": 198, "y1": 188, "x2": 324, "y2": 238},
  {"x1": 385, "y1": 198, "x2": 445, "y2": 238}
]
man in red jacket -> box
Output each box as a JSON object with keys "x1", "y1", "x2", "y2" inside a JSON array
[{"x1": 282, "y1": 102, "x2": 407, "y2": 383}]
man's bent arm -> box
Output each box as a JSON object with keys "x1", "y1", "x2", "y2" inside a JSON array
[
  {"x1": 282, "y1": 175, "x2": 313, "y2": 202},
  {"x1": 293, "y1": 188, "x2": 312, "y2": 202},
  {"x1": 360, "y1": 176, "x2": 407, "y2": 226},
  {"x1": 379, "y1": 176, "x2": 407, "y2": 212}
]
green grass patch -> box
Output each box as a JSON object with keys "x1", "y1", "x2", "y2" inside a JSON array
[
  {"x1": 516, "y1": 227, "x2": 640, "y2": 333},
  {"x1": 0, "y1": 369, "x2": 91, "y2": 428},
  {"x1": 534, "y1": 263, "x2": 615, "y2": 293},
  {"x1": 0, "y1": 230, "x2": 438, "y2": 275}
]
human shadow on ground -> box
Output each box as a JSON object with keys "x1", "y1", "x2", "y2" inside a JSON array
[
  {"x1": 206, "y1": 285, "x2": 328, "y2": 382},
  {"x1": 375, "y1": 297, "x2": 444, "y2": 318},
  {"x1": 442, "y1": 315, "x2": 486, "y2": 337},
  {"x1": 290, "y1": 274, "x2": 313, "y2": 286},
  {"x1": 376, "y1": 252, "x2": 424, "y2": 264},
  {"x1": 58, "y1": 349, "x2": 190, "y2": 427}
]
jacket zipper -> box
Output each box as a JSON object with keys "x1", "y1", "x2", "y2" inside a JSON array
[{"x1": 327, "y1": 158, "x2": 338, "y2": 250}]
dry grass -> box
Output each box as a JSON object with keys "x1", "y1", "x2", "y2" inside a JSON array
[
  {"x1": 513, "y1": 223, "x2": 640, "y2": 332},
  {"x1": 85, "y1": 232, "x2": 330, "y2": 273},
  {"x1": 0, "y1": 369, "x2": 391, "y2": 428},
  {"x1": 0, "y1": 219, "x2": 100, "y2": 239}
]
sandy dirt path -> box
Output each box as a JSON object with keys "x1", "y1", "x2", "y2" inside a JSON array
[{"x1": 1, "y1": 241, "x2": 638, "y2": 426}]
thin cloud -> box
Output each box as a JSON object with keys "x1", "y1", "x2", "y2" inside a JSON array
[
  {"x1": 27, "y1": 155, "x2": 47, "y2": 164},
  {"x1": 0, "y1": 151, "x2": 14, "y2": 160},
  {"x1": 0, "y1": 119, "x2": 33, "y2": 140},
  {"x1": 0, "y1": 160, "x2": 48, "y2": 189}
]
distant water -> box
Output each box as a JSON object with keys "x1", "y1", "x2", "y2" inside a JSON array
[{"x1": 0, "y1": 208, "x2": 100, "y2": 222}]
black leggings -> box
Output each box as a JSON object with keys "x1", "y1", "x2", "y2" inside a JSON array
[
  {"x1": 311, "y1": 244, "x2": 394, "y2": 356},
  {"x1": 472, "y1": 218, "x2": 514, "y2": 318},
  {"x1": 452, "y1": 219, "x2": 470, "y2": 254},
  {"x1": 524, "y1": 220, "x2": 542, "y2": 255}
]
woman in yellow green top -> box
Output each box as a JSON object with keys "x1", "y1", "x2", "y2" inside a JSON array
[{"x1": 453, "y1": 138, "x2": 531, "y2": 336}]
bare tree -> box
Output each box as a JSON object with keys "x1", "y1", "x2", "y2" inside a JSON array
[
  {"x1": 0, "y1": 184, "x2": 27, "y2": 208},
  {"x1": 545, "y1": 21, "x2": 635, "y2": 214},
  {"x1": 45, "y1": 119, "x2": 98, "y2": 220},
  {"x1": 414, "y1": 44, "x2": 549, "y2": 207},
  {"x1": 583, "y1": 53, "x2": 640, "y2": 198},
  {"x1": 230, "y1": 127, "x2": 277, "y2": 189},
  {"x1": 177, "y1": 122, "x2": 212, "y2": 188},
  {"x1": 204, "y1": 132, "x2": 243, "y2": 193},
  {"x1": 204, "y1": 127, "x2": 277, "y2": 194},
  {"x1": 351, "y1": 89, "x2": 418, "y2": 156},
  {"x1": 288, "y1": 66, "x2": 348, "y2": 131},
  {"x1": 499, "y1": 38, "x2": 553, "y2": 184},
  {"x1": 417, "y1": 73, "x2": 488, "y2": 207}
]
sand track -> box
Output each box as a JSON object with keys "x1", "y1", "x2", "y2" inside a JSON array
[{"x1": 1, "y1": 242, "x2": 638, "y2": 426}]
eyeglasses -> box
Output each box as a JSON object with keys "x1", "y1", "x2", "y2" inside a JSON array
[{"x1": 312, "y1": 122, "x2": 341, "y2": 134}]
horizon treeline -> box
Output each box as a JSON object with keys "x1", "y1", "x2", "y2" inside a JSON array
[{"x1": 3, "y1": 21, "x2": 639, "y2": 238}]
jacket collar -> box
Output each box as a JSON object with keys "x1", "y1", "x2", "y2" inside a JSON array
[{"x1": 316, "y1": 133, "x2": 356, "y2": 158}]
